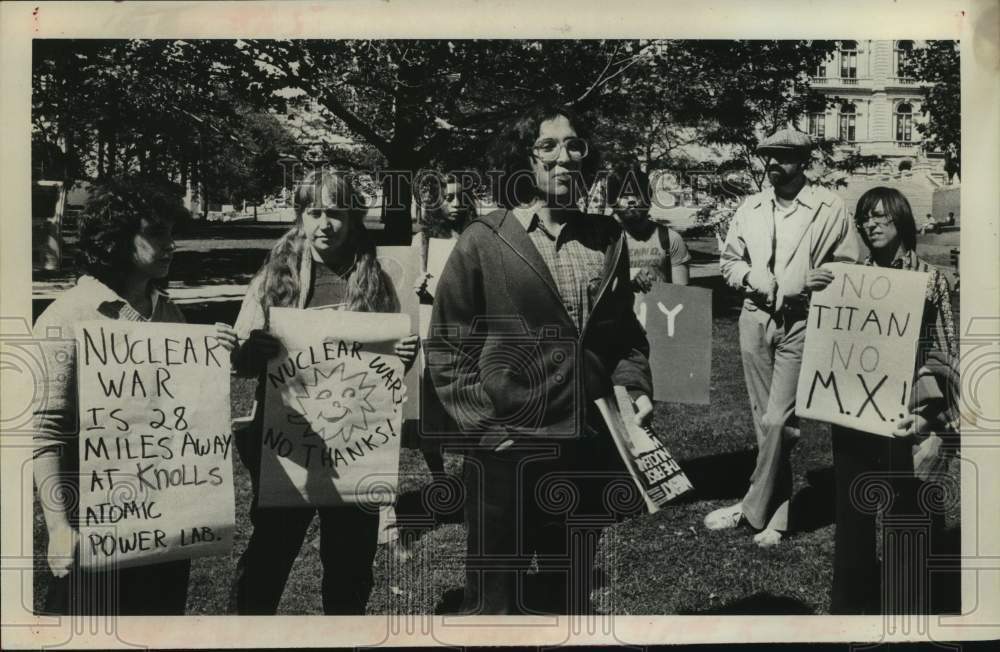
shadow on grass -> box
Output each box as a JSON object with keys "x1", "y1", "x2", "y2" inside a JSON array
[
  {"x1": 674, "y1": 449, "x2": 756, "y2": 503},
  {"x1": 788, "y1": 466, "x2": 837, "y2": 533},
  {"x1": 393, "y1": 478, "x2": 466, "y2": 549},
  {"x1": 679, "y1": 591, "x2": 815, "y2": 615}
]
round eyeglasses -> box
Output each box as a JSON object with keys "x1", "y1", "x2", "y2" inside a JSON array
[
  {"x1": 856, "y1": 213, "x2": 894, "y2": 227},
  {"x1": 531, "y1": 137, "x2": 589, "y2": 162}
]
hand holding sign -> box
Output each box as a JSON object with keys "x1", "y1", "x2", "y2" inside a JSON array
[
  {"x1": 76, "y1": 321, "x2": 235, "y2": 570},
  {"x1": 795, "y1": 263, "x2": 929, "y2": 436},
  {"x1": 259, "y1": 308, "x2": 410, "y2": 507}
]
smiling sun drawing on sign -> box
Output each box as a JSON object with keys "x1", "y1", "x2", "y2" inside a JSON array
[{"x1": 286, "y1": 363, "x2": 378, "y2": 443}]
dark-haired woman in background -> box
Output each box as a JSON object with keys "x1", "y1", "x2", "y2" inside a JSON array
[
  {"x1": 830, "y1": 186, "x2": 957, "y2": 614},
  {"x1": 229, "y1": 168, "x2": 418, "y2": 614},
  {"x1": 32, "y1": 176, "x2": 238, "y2": 615}
]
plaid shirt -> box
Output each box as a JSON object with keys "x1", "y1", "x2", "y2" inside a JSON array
[{"x1": 513, "y1": 207, "x2": 608, "y2": 332}]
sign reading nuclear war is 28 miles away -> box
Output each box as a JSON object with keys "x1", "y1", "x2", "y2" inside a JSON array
[
  {"x1": 795, "y1": 263, "x2": 928, "y2": 437},
  {"x1": 75, "y1": 321, "x2": 235, "y2": 569}
]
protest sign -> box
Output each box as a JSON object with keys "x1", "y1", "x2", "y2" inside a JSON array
[
  {"x1": 75, "y1": 321, "x2": 234, "y2": 570},
  {"x1": 634, "y1": 282, "x2": 712, "y2": 404},
  {"x1": 377, "y1": 245, "x2": 421, "y2": 421},
  {"x1": 795, "y1": 263, "x2": 929, "y2": 436},
  {"x1": 425, "y1": 237, "x2": 457, "y2": 298},
  {"x1": 259, "y1": 307, "x2": 409, "y2": 507},
  {"x1": 595, "y1": 386, "x2": 694, "y2": 513}
]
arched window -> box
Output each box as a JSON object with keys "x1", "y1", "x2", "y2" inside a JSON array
[
  {"x1": 895, "y1": 40, "x2": 914, "y2": 77},
  {"x1": 895, "y1": 102, "x2": 914, "y2": 142},
  {"x1": 839, "y1": 40, "x2": 858, "y2": 79},
  {"x1": 838, "y1": 102, "x2": 856, "y2": 143}
]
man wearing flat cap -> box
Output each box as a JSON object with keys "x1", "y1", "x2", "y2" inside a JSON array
[{"x1": 705, "y1": 127, "x2": 863, "y2": 546}]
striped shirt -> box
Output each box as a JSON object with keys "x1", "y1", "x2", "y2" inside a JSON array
[{"x1": 513, "y1": 207, "x2": 608, "y2": 332}]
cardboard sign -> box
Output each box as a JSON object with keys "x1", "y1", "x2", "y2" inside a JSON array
[
  {"x1": 595, "y1": 386, "x2": 694, "y2": 513},
  {"x1": 425, "y1": 237, "x2": 457, "y2": 298},
  {"x1": 796, "y1": 263, "x2": 929, "y2": 436},
  {"x1": 377, "y1": 245, "x2": 421, "y2": 421},
  {"x1": 633, "y1": 282, "x2": 712, "y2": 404},
  {"x1": 259, "y1": 308, "x2": 409, "y2": 507},
  {"x1": 75, "y1": 321, "x2": 234, "y2": 570}
]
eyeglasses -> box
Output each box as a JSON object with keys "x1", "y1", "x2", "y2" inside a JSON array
[
  {"x1": 531, "y1": 137, "x2": 589, "y2": 162},
  {"x1": 856, "y1": 212, "x2": 894, "y2": 227}
]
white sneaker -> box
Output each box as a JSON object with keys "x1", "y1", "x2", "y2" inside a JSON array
[
  {"x1": 753, "y1": 528, "x2": 783, "y2": 548},
  {"x1": 704, "y1": 503, "x2": 745, "y2": 530}
]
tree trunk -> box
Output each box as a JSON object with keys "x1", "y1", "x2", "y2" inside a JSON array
[{"x1": 379, "y1": 158, "x2": 415, "y2": 245}]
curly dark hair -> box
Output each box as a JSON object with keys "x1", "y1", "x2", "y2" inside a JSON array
[
  {"x1": 76, "y1": 175, "x2": 189, "y2": 289},
  {"x1": 419, "y1": 171, "x2": 478, "y2": 237},
  {"x1": 487, "y1": 103, "x2": 602, "y2": 209}
]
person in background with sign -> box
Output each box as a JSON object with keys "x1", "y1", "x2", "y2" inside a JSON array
[
  {"x1": 415, "y1": 172, "x2": 477, "y2": 302},
  {"x1": 829, "y1": 187, "x2": 957, "y2": 614},
  {"x1": 427, "y1": 104, "x2": 653, "y2": 614},
  {"x1": 229, "y1": 169, "x2": 418, "y2": 615},
  {"x1": 32, "y1": 176, "x2": 238, "y2": 615},
  {"x1": 607, "y1": 165, "x2": 691, "y2": 289},
  {"x1": 707, "y1": 128, "x2": 863, "y2": 547}
]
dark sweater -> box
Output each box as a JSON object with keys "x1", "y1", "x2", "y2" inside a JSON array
[{"x1": 426, "y1": 208, "x2": 653, "y2": 447}]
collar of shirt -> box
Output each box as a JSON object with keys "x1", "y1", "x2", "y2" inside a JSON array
[
  {"x1": 77, "y1": 274, "x2": 167, "y2": 319},
  {"x1": 766, "y1": 183, "x2": 821, "y2": 213},
  {"x1": 513, "y1": 204, "x2": 583, "y2": 244},
  {"x1": 864, "y1": 248, "x2": 916, "y2": 270}
]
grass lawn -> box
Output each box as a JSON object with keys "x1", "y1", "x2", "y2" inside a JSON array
[{"x1": 31, "y1": 306, "x2": 961, "y2": 616}]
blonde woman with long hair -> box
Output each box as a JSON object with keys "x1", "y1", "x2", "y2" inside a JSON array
[{"x1": 230, "y1": 169, "x2": 418, "y2": 614}]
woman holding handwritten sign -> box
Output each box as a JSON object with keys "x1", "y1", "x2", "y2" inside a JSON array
[
  {"x1": 32, "y1": 176, "x2": 238, "y2": 615},
  {"x1": 230, "y1": 169, "x2": 418, "y2": 614},
  {"x1": 830, "y1": 187, "x2": 958, "y2": 614}
]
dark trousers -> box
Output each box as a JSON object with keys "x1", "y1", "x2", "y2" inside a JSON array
[
  {"x1": 461, "y1": 432, "x2": 631, "y2": 615},
  {"x1": 44, "y1": 559, "x2": 190, "y2": 616},
  {"x1": 831, "y1": 427, "x2": 939, "y2": 615},
  {"x1": 233, "y1": 424, "x2": 380, "y2": 615}
]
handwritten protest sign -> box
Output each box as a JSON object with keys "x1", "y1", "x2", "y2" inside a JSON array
[
  {"x1": 795, "y1": 263, "x2": 928, "y2": 436},
  {"x1": 377, "y1": 245, "x2": 421, "y2": 421},
  {"x1": 75, "y1": 321, "x2": 234, "y2": 570},
  {"x1": 259, "y1": 308, "x2": 409, "y2": 507},
  {"x1": 633, "y1": 283, "x2": 712, "y2": 404},
  {"x1": 425, "y1": 237, "x2": 457, "y2": 298},
  {"x1": 595, "y1": 386, "x2": 694, "y2": 513}
]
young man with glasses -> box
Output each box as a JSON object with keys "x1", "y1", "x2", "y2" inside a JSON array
[
  {"x1": 706, "y1": 128, "x2": 863, "y2": 547},
  {"x1": 426, "y1": 104, "x2": 653, "y2": 614}
]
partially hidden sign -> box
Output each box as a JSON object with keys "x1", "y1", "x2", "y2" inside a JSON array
[
  {"x1": 425, "y1": 237, "x2": 457, "y2": 299},
  {"x1": 377, "y1": 245, "x2": 421, "y2": 422},
  {"x1": 595, "y1": 386, "x2": 694, "y2": 513},
  {"x1": 634, "y1": 282, "x2": 712, "y2": 405},
  {"x1": 795, "y1": 263, "x2": 928, "y2": 436},
  {"x1": 75, "y1": 321, "x2": 234, "y2": 570},
  {"x1": 259, "y1": 308, "x2": 409, "y2": 507}
]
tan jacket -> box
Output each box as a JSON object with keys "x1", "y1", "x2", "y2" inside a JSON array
[{"x1": 720, "y1": 184, "x2": 864, "y2": 308}]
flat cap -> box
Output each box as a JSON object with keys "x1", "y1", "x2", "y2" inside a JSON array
[{"x1": 756, "y1": 128, "x2": 813, "y2": 155}]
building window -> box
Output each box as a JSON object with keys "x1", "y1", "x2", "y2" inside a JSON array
[
  {"x1": 895, "y1": 40, "x2": 914, "y2": 77},
  {"x1": 839, "y1": 40, "x2": 858, "y2": 79},
  {"x1": 895, "y1": 102, "x2": 914, "y2": 142},
  {"x1": 838, "y1": 103, "x2": 856, "y2": 143},
  {"x1": 807, "y1": 112, "x2": 826, "y2": 139}
]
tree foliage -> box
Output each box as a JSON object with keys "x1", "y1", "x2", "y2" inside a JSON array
[{"x1": 901, "y1": 40, "x2": 960, "y2": 179}]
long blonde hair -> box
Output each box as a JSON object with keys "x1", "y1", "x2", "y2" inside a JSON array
[{"x1": 253, "y1": 168, "x2": 400, "y2": 314}]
